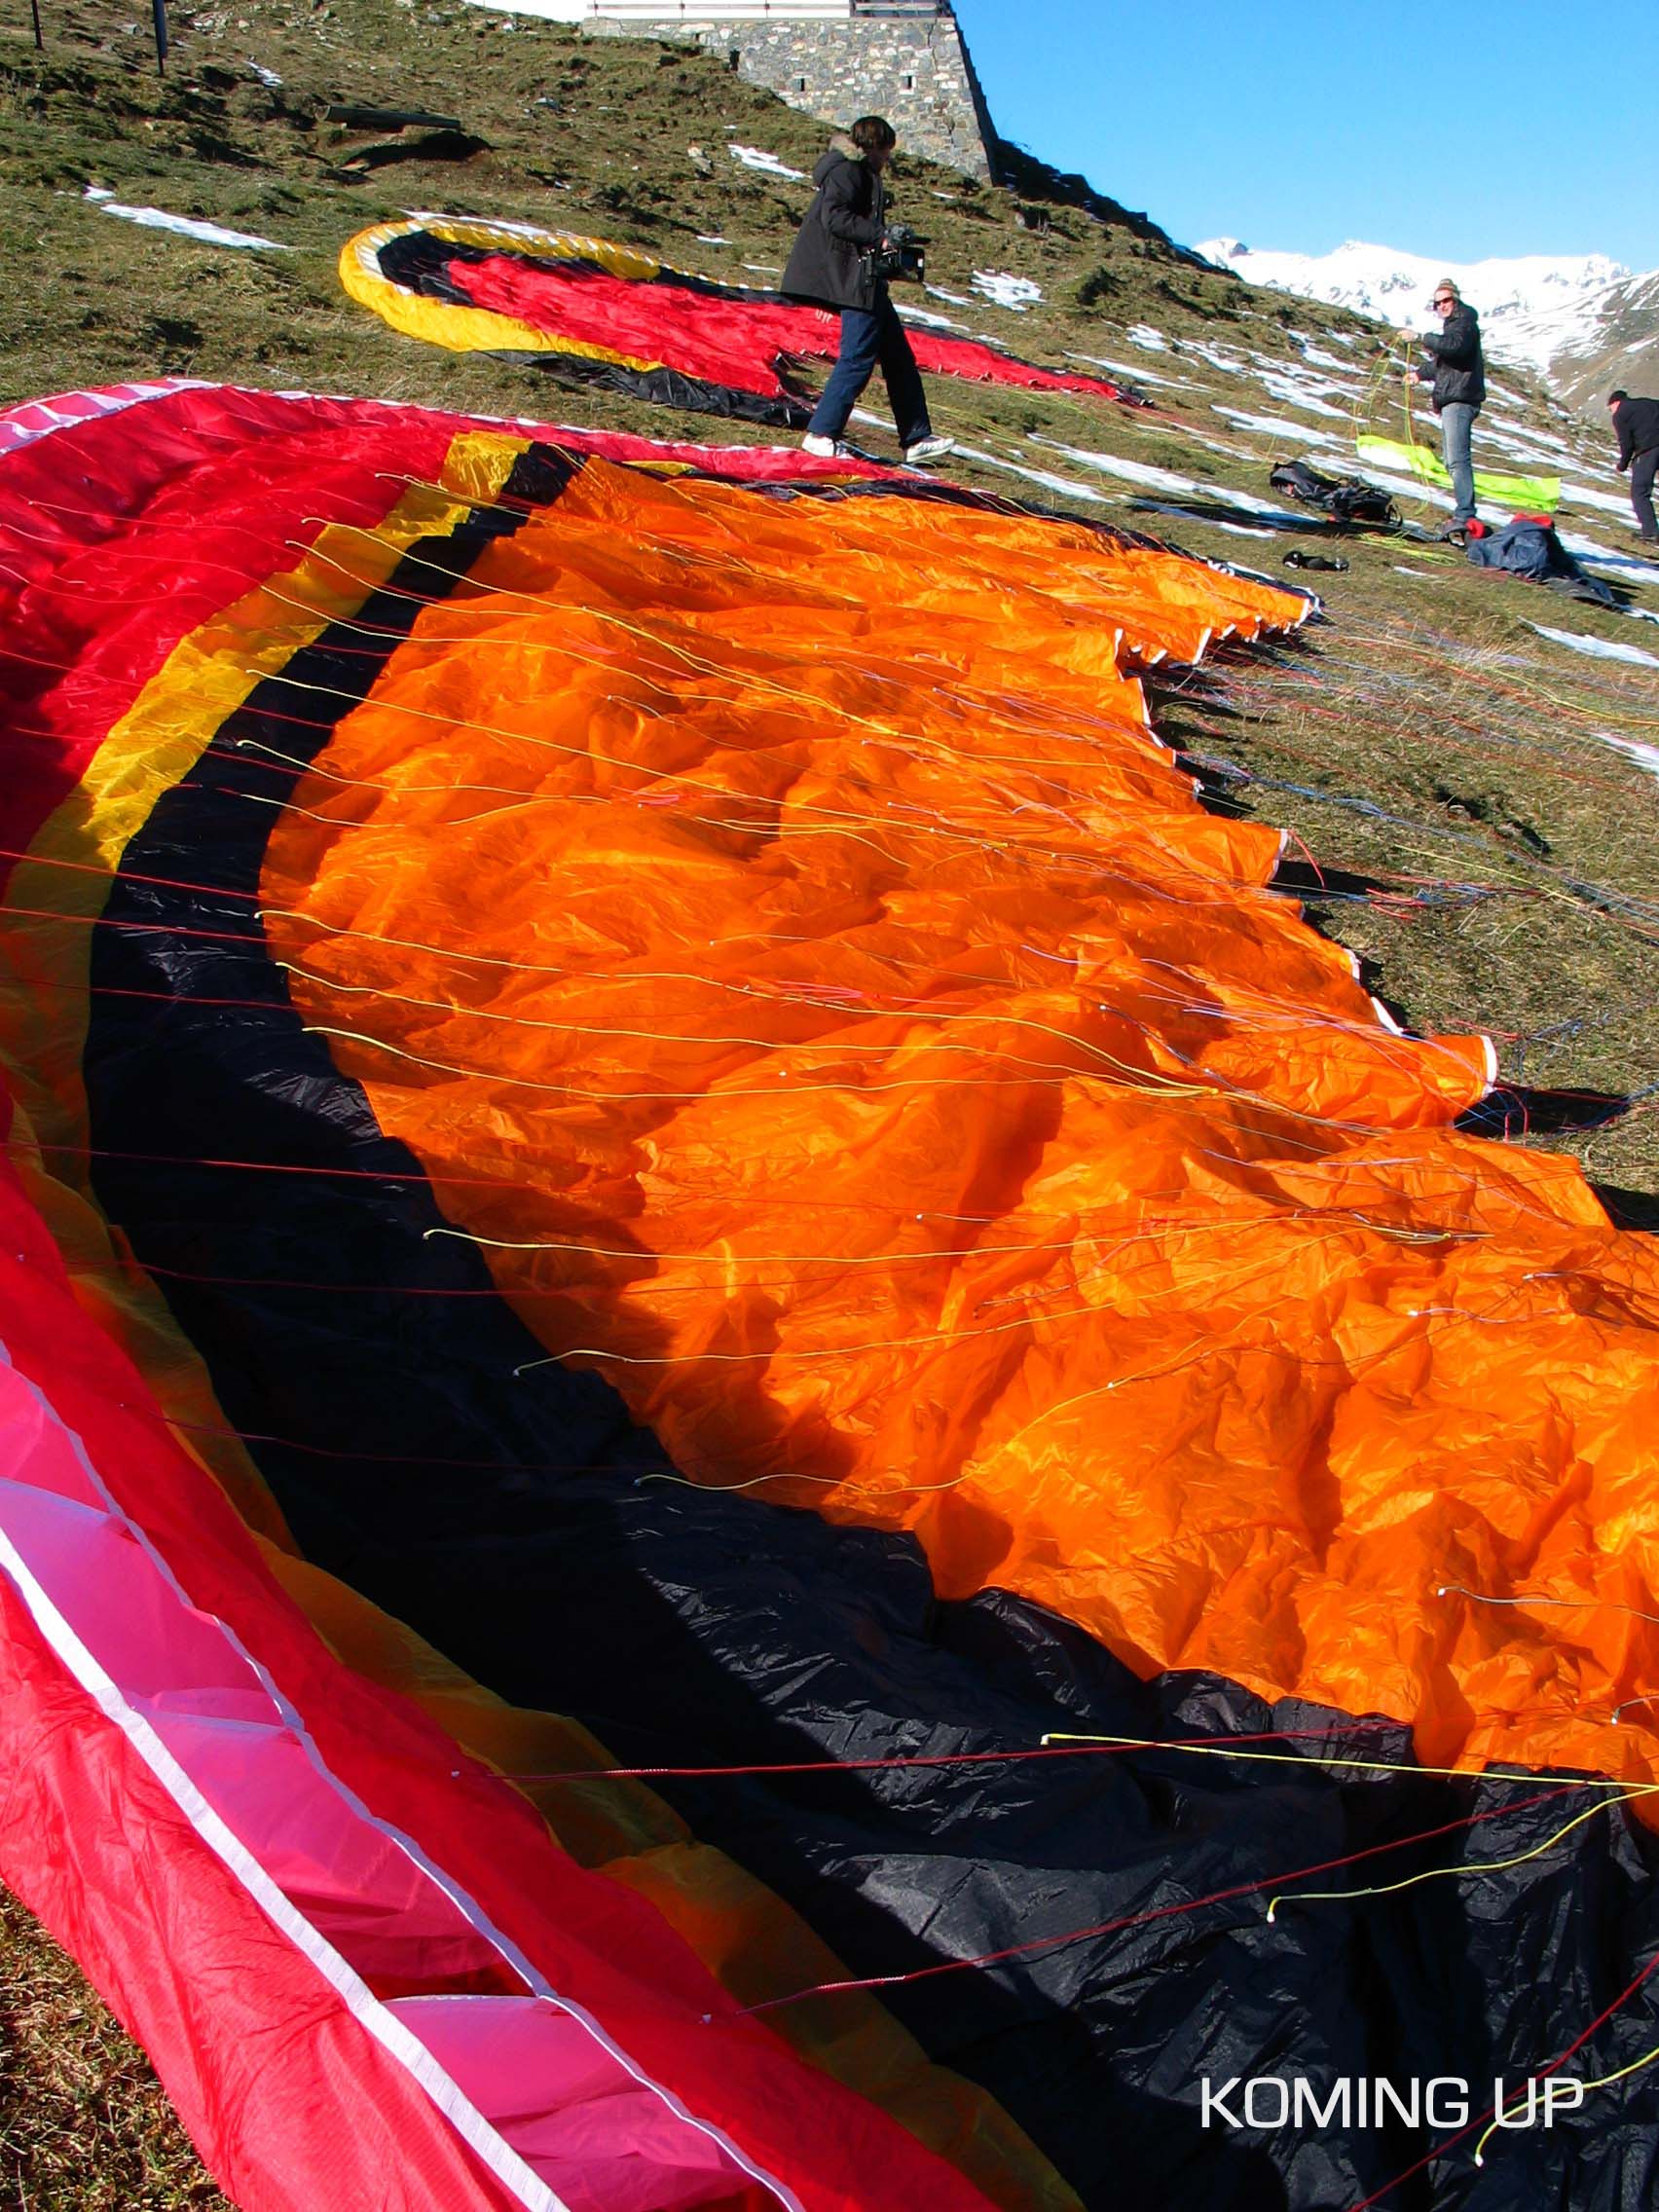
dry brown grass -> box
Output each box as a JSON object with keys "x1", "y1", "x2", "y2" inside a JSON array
[{"x1": 0, "y1": 1885, "x2": 232, "y2": 2209}]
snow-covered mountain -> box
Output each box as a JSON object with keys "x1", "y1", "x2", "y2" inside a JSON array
[{"x1": 1197, "y1": 237, "x2": 1659, "y2": 401}]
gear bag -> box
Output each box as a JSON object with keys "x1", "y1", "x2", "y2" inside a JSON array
[{"x1": 1270, "y1": 458, "x2": 1400, "y2": 530}]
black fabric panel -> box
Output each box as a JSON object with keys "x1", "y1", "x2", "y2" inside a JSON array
[
  {"x1": 83, "y1": 453, "x2": 1659, "y2": 2212},
  {"x1": 520, "y1": 350, "x2": 810, "y2": 428},
  {"x1": 368, "y1": 229, "x2": 1148, "y2": 430},
  {"x1": 375, "y1": 225, "x2": 500, "y2": 309}
]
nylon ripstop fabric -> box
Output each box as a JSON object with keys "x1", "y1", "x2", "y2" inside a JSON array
[
  {"x1": 340, "y1": 216, "x2": 1142, "y2": 426},
  {"x1": 0, "y1": 382, "x2": 1657, "y2": 2212}
]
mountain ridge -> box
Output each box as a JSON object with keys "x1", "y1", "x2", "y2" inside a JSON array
[{"x1": 1198, "y1": 234, "x2": 1659, "y2": 404}]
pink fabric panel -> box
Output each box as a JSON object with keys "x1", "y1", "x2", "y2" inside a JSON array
[
  {"x1": 150, "y1": 1713, "x2": 512, "y2": 1990},
  {"x1": 393, "y1": 1994, "x2": 755, "y2": 2212},
  {"x1": 0, "y1": 1386, "x2": 102, "y2": 1507},
  {"x1": 0, "y1": 1560, "x2": 528, "y2": 2212},
  {"x1": 0, "y1": 1462, "x2": 513, "y2": 1983},
  {"x1": 0, "y1": 1481, "x2": 262, "y2": 1699},
  {"x1": 0, "y1": 1355, "x2": 771, "y2": 2194}
]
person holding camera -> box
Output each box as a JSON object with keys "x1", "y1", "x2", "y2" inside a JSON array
[{"x1": 781, "y1": 114, "x2": 954, "y2": 466}]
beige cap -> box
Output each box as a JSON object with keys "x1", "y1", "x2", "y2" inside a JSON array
[{"x1": 1433, "y1": 276, "x2": 1460, "y2": 300}]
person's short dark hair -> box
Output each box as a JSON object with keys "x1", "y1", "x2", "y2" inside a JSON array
[
  {"x1": 849, "y1": 115, "x2": 897, "y2": 157},
  {"x1": 1609, "y1": 388, "x2": 1630, "y2": 404}
]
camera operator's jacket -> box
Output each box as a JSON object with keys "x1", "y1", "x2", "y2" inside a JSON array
[{"x1": 781, "y1": 137, "x2": 888, "y2": 313}]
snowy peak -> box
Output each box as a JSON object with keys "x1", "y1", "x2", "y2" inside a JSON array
[{"x1": 1196, "y1": 237, "x2": 1651, "y2": 388}]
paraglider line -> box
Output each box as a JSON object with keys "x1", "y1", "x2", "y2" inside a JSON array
[
  {"x1": 1267, "y1": 1782, "x2": 1652, "y2": 1919},
  {"x1": 513, "y1": 1720, "x2": 1401, "y2": 1787},
  {"x1": 1345, "y1": 1944, "x2": 1659, "y2": 2209},
  {"x1": 1437, "y1": 1584, "x2": 1659, "y2": 1634},
  {"x1": 732, "y1": 1781, "x2": 1606, "y2": 2021}
]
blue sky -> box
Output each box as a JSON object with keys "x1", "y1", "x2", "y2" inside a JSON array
[{"x1": 956, "y1": 0, "x2": 1659, "y2": 272}]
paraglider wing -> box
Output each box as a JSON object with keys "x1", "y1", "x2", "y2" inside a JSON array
[
  {"x1": 342, "y1": 217, "x2": 1141, "y2": 426},
  {"x1": 1, "y1": 381, "x2": 1658, "y2": 2212}
]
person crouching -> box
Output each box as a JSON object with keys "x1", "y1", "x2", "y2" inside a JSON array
[{"x1": 781, "y1": 114, "x2": 953, "y2": 467}]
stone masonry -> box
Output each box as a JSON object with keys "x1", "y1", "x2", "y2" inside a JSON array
[{"x1": 582, "y1": 8, "x2": 999, "y2": 182}]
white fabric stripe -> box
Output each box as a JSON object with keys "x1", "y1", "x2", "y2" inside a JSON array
[
  {"x1": 0, "y1": 1345, "x2": 805, "y2": 2194},
  {"x1": 0, "y1": 1355, "x2": 566, "y2": 2212},
  {"x1": 0, "y1": 1342, "x2": 804, "y2": 2208},
  {"x1": 37, "y1": 1382, "x2": 802, "y2": 2206},
  {"x1": 0, "y1": 380, "x2": 209, "y2": 458}
]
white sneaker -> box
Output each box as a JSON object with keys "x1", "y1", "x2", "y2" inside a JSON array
[
  {"x1": 801, "y1": 433, "x2": 845, "y2": 459},
  {"x1": 903, "y1": 435, "x2": 955, "y2": 466}
]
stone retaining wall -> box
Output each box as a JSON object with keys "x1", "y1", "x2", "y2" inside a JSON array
[{"x1": 583, "y1": 9, "x2": 998, "y2": 180}]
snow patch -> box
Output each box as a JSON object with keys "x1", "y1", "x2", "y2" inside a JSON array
[
  {"x1": 1134, "y1": 504, "x2": 1278, "y2": 540},
  {"x1": 1252, "y1": 369, "x2": 1348, "y2": 420},
  {"x1": 1212, "y1": 406, "x2": 1342, "y2": 448},
  {"x1": 1067, "y1": 350, "x2": 1183, "y2": 389},
  {"x1": 1183, "y1": 339, "x2": 1248, "y2": 374},
  {"x1": 972, "y1": 270, "x2": 1042, "y2": 312},
  {"x1": 1556, "y1": 528, "x2": 1659, "y2": 574},
  {"x1": 727, "y1": 144, "x2": 807, "y2": 182},
  {"x1": 1034, "y1": 438, "x2": 1306, "y2": 521},
  {"x1": 947, "y1": 443, "x2": 1109, "y2": 502},
  {"x1": 1598, "y1": 733, "x2": 1659, "y2": 783},
  {"x1": 1530, "y1": 623, "x2": 1659, "y2": 669},
  {"x1": 1125, "y1": 324, "x2": 1168, "y2": 351},
  {"x1": 86, "y1": 189, "x2": 290, "y2": 250},
  {"x1": 1558, "y1": 481, "x2": 1641, "y2": 518}
]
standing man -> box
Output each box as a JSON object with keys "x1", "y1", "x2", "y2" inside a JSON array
[
  {"x1": 781, "y1": 114, "x2": 953, "y2": 467},
  {"x1": 1402, "y1": 278, "x2": 1486, "y2": 536},
  {"x1": 1607, "y1": 389, "x2": 1659, "y2": 546}
]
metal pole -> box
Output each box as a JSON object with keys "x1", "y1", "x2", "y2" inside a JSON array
[
  {"x1": 153, "y1": 0, "x2": 167, "y2": 74},
  {"x1": 30, "y1": 0, "x2": 43, "y2": 50}
]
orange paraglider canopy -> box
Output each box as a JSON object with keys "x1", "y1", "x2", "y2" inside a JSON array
[{"x1": 3, "y1": 381, "x2": 1659, "y2": 2212}]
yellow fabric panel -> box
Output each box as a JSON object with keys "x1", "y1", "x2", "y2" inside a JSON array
[
  {"x1": 260, "y1": 1536, "x2": 1081, "y2": 2212},
  {"x1": 3, "y1": 423, "x2": 1074, "y2": 2212},
  {"x1": 253, "y1": 455, "x2": 1659, "y2": 1808},
  {"x1": 340, "y1": 216, "x2": 670, "y2": 366},
  {"x1": 0, "y1": 442, "x2": 528, "y2": 1548}
]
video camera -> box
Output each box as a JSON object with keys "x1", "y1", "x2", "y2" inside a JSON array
[{"x1": 862, "y1": 223, "x2": 927, "y2": 286}]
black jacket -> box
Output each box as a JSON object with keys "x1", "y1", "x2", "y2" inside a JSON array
[
  {"x1": 781, "y1": 140, "x2": 887, "y2": 313},
  {"x1": 1612, "y1": 395, "x2": 1659, "y2": 468},
  {"x1": 1419, "y1": 302, "x2": 1486, "y2": 412}
]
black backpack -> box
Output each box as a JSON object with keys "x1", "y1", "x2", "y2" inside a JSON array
[{"x1": 1271, "y1": 459, "x2": 1399, "y2": 531}]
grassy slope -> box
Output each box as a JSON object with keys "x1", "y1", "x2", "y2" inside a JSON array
[
  {"x1": 0, "y1": 1885, "x2": 232, "y2": 2209},
  {"x1": 1, "y1": 1, "x2": 1657, "y2": 2196}
]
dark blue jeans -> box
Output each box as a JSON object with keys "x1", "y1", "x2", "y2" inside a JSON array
[{"x1": 808, "y1": 290, "x2": 932, "y2": 447}]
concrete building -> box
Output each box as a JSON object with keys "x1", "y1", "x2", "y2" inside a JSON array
[{"x1": 468, "y1": 0, "x2": 1000, "y2": 181}]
